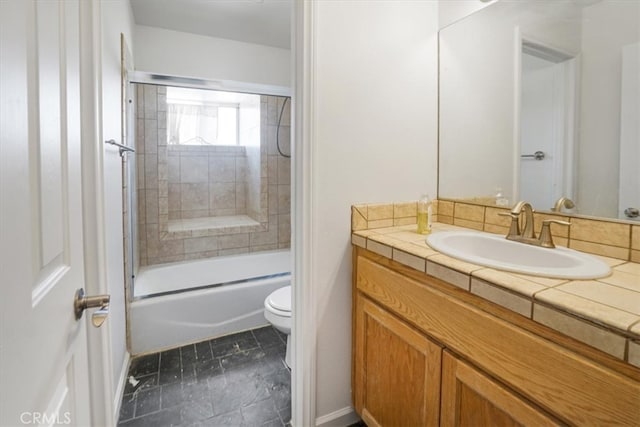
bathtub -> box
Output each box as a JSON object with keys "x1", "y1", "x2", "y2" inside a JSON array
[{"x1": 129, "y1": 250, "x2": 290, "y2": 355}]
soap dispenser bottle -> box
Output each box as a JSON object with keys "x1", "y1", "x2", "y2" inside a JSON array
[{"x1": 417, "y1": 194, "x2": 432, "y2": 235}]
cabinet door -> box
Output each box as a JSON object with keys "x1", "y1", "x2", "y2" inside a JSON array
[
  {"x1": 441, "y1": 351, "x2": 561, "y2": 427},
  {"x1": 354, "y1": 295, "x2": 442, "y2": 427}
]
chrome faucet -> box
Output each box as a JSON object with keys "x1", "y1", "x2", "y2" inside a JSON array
[
  {"x1": 552, "y1": 197, "x2": 575, "y2": 213},
  {"x1": 499, "y1": 201, "x2": 570, "y2": 248}
]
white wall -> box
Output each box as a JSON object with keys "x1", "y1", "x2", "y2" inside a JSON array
[
  {"x1": 100, "y1": 0, "x2": 135, "y2": 403},
  {"x1": 134, "y1": 25, "x2": 290, "y2": 87},
  {"x1": 578, "y1": 1, "x2": 639, "y2": 218},
  {"x1": 308, "y1": 1, "x2": 439, "y2": 423},
  {"x1": 438, "y1": 0, "x2": 495, "y2": 30}
]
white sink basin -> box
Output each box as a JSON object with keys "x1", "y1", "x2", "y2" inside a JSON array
[{"x1": 426, "y1": 231, "x2": 611, "y2": 279}]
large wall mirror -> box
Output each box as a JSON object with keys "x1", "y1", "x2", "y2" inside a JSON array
[{"x1": 439, "y1": 0, "x2": 639, "y2": 221}]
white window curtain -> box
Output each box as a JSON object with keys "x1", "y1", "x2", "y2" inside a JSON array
[{"x1": 167, "y1": 103, "x2": 218, "y2": 145}]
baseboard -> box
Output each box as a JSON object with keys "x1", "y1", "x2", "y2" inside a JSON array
[
  {"x1": 112, "y1": 351, "x2": 131, "y2": 422},
  {"x1": 315, "y1": 406, "x2": 360, "y2": 427}
]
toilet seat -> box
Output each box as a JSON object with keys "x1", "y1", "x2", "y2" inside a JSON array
[{"x1": 265, "y1": 286, "x2": 291, "y2": 315}]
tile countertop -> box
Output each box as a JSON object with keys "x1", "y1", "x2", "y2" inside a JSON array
[{"x1": 352, "y1": 223, "x2": 640, "y2": 368}]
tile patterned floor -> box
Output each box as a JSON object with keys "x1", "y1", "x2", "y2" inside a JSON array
[{"x1": 118, "y1": 326, "x2": 291, "y2": 427}]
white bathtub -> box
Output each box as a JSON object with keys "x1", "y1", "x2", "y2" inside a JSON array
[{"x1": 130, "y1": 250, "x2": 291, "y2": 355}]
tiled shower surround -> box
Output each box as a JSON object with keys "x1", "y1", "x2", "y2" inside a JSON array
[{"x1": 136, "y1": 84, "x2": 291, "y2": 266}]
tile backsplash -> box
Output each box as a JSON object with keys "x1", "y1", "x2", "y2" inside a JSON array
[{"x1": 352, "y1": 199, "x2": 638, "y2": 262}]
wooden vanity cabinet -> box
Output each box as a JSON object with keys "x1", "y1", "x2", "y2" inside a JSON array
[
  {"x1": 354, "y1": 296, "x2": 442, "y2": 427},
  {"x1": 352, "y1": 248, "x2": 640, "y2": 426},
  {"x1": 440, "y1": 352, "x2": 560, "y2": 427}
]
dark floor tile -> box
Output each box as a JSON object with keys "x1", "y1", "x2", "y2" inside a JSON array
[
  {"x1": 119, "y1": 394, "x2": 136, "y2": 422},
  {"x1": 180, "y1": 399, "x2": 215, "y2": 424},
  {"x1": 261, "y1": 418, "x2": 285, "y2": 427},
  {"x1": 159, "y1": 365, "x2": 182, "y2": 386},
  {"x1": 159, "y1": 348, "x2": 182, "y2": 385},
  {"x1": 209, "y1": 374, "x2": 269, "y2": 416},
  {"x1": 251, "y1": 327, "x2": 283, "y2": 350},
  {"x1": 161, "y1": 348, "x2": 181, "y2": 369},
  {"x1": 121, "y1": 327, "x2": 291, "y2": 427},
  {"x1": 160, "y1": 382, "x2": 183, "y2": 409},
  {"x1": 273, "y1": 328, "x2": 287, "y2": 344},
  {"x1": 195, "y1": 340, "x2": 212, "y2": 361},
  {"x1": 135, "y1": 387, "x2": 161, "y2": 417},
  {"x1": 194, "y1": 357, "x2": 223, "y2": 381},
  {"x1": 182, "y1": 361, "x2": 198, "y2": 384},
  {"x1": 219, "y1": 347, "x2": 267, "y2": 371},
  {"x1": 129, "y1": 353, "x2": 160, "y2": 378},
  {"x1": 182, "y1": 379, "x2": 211, "y2": 405},
  {"x1": 258, "y1": 346, "x2": 288, "y2": 375},
  {"x1": 347, "y1": 422, "x2": 366, "y2": 427},
  {"x1": 240, "y1": 397, "x2": 279, "y2": 427},
  {"x1": 181, "y1": 344, "x2": 197, "y2": 365},
  {"x1": 118, "y1": 407, "x2": 181, "y2": 427},
  {"x1": 210, "y1": 330, "x2": 259, "y2": 358},
  {"x1": 277, "y1": 403, "x2": 291, "y2": 425},
  {"x1": 263, "y1": 370, "x2": 291, "y2": 411},
  {"x1": 124, "y1": 373, "x2": 158, "y2": 395},
  {"x1": 194, "y1": 409, "x2": 244, "y2": 427}
]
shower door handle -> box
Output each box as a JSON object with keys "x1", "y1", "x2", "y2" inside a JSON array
[{"x1": 74, "y1": 288, "x2": 110, "y2": 327}]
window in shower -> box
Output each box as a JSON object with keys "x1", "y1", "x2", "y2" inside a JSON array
[{"x1": 166, "y1": 87, "x2": 258, "y2": 146}]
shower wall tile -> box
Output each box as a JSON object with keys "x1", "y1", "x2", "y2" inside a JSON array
[
  {"x1": 184, "y1": 236, "x2": 219, "y2": 254},
  {"x1": 137, "y1": 189, "x2": 146, "y2": 224},
  {"x1": 249, "y1": 223, "x2": 278, "y2": 246},
  {"x1": 277, "y1": 185, "x2": 290, "y2": 215},
  {"x1": 136, "y1": 154, "x2": 145, "y2": 189},
  {"x1": 181, "y1": 183, "x2": 209, "y2": 211},
  {"x1": 210, "y1": 183, "x2": 236, "y2": 211},
  {"x1": 136, "y1": 119, "x2": 145, "y2": 154},
  {"x1": 268, "y1": 185, "x2": 278, "y2": 214},
  {"x1": 157, "y1": 162, "x2": 167, "y2": 182},
  {"x1": 144, "y1": 119, "x2": 158, "y2": 154},
  {"x1": 135, "y1": 87, "x2": 290, "y2": 266},
  {"x1": 143, "y1": 85, "x2": 157, "y2": 118},
  {"x1": 158, "y1": 180, "x2": 168, "y2": 198},
  {"x1": 168, "y1": 157, "x2": 180, "y2": 183},
  {"x1": 218, "y1": 234, "x2": 250, "y2": 250},
  {"x1": 168, "y1": 184, "x2": 181, "y2": 211},
  {"x1": 278, "y1": 214, "x2": 291, "y2": 245},
  {"x1": 144, "y1": 154, "x2": 158, "y2": 189},
  {"x1": 182, "y1": 209, "x2": 210, "y2": 220},
  {"x1": 277, "y1": 157, "x2": 290, "y2": 185},
  {"x1": 219, "y1": 248, "x2": 249, "y2": 256},
  {"x1": 180, "y1": 156, "x2": 209, "y2": 183},
  {"x1": 250, "y1": 244, "x2": 278, "y2": 253},
  {"x1": 145, "y1": 191, "x2": 159, "y2": 224},
  {"x1": 236, "y1": 157, "x2": 247, "y2": 181},
  {"x1": 210, "y1": 157, "x2": 236, "y2": 182},
  {"x1": 236, "y1": 185, "x2": 247, "y2": 211}
]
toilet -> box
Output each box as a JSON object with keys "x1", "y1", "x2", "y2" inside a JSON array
[{"x1": 264, "y1": 285, "x2": 292, "y2": 368}]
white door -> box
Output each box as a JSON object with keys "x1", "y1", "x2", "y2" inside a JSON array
[
  {"x1": 519, "y1": 52, "x2": 566, "y2": 210},
  {"x1": 1, "y1": 1, "x2": 93, "y2": 425}
]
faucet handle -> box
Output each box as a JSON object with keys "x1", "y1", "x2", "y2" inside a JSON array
[
  {"x1": 539, "y1": 219, "x2": 571, "y2": 248},
  {"x1": 498, "y1": 211, "x2": 520, "y2": 238}
]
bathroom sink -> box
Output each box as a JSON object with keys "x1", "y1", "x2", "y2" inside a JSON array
[{"x1": 426, "y1": 231, "x2": 611, "y2": 279}]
